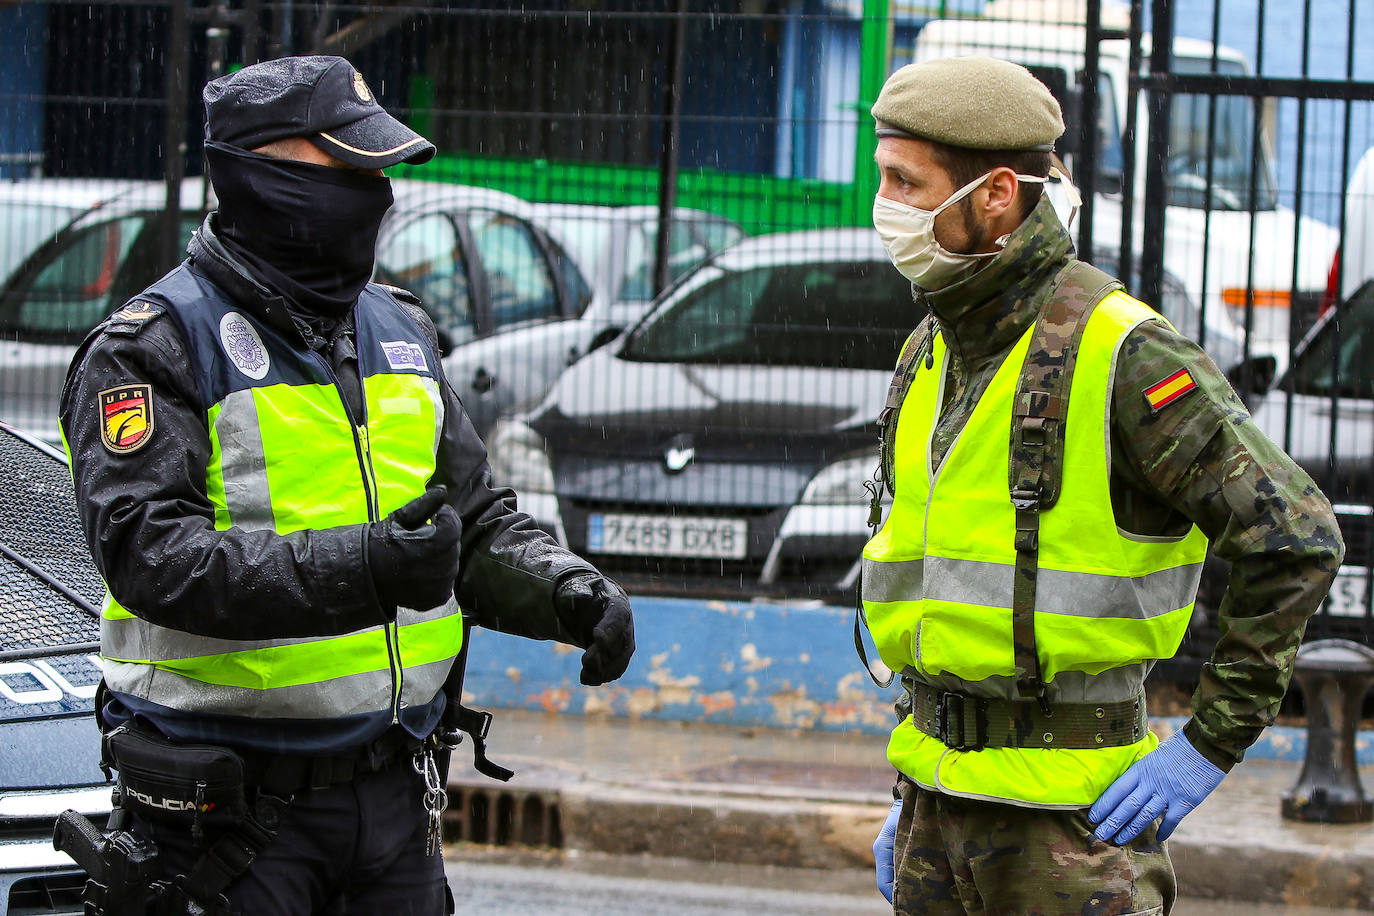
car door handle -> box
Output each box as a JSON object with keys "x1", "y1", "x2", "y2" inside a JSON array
[
  {"x1": 566, "y1": 345, "x2": 581, "y2": 366},
  {"x1": 472, "y1": 367, "x2": 496, "y2": 393}
]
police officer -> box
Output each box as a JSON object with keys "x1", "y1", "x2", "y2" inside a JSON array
[
  {"x1": 861, "y1": 57, "x2": 1342, "y2": 914},
  {"x1": 60, "y1": 56, "x2": 634, "y2": 915}
]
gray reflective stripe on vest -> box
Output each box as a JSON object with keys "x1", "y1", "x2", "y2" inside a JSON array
[
  {"x1": 102, "y1": 659, "x2": 392, "y2": 719},
  {"x1": 861, "y1": 556, "x2": 922, "y2": 603},
  {"x1": 863, "y1": 555, "x2": 1202, "y2": 618},
  {"x1": 397, "y1": 655, "x2": 452, "y2": 707},
  {"x1": 907, "y1": 661, "x2": 1151, "y2": 704},
  {"x1": 215, "y1": 389, "x2": 275, "y2": 532},
  {"x1": 101, "y1": 614, "x2": 333, "y2": 662},
  {"x1": 419, "y1": 376, "x2": 443, "y2": 456}
]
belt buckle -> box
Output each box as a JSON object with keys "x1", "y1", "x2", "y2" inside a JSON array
[{"x1": 935, "y1": 691, "x2": 987, "y2": 752}]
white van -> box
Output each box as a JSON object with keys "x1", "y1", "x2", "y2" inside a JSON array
[
  {"x1": 911, "y1": 2, "x2": 1340, "y2": 364},
  {"x1": 1334, "y1": 145, "x2": 1374, "y2": 303}
]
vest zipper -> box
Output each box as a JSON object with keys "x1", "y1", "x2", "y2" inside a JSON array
[
  {"x1": 310, "y1": 351, "x2": 405, "y2": 727},
  {"x1": 357, "y1": 423, "x2": 406, "y2": 725}
]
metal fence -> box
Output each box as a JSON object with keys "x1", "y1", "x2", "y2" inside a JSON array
[{"x1": 2, "y1": 0, "x2": 1373, "y2": 647}]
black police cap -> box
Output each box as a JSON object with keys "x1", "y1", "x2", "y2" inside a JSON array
[{"x1": 203, "y1": 56, "x2": 436, "y2": 169}]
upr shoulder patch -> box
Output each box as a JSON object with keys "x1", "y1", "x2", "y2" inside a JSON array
[
  {"x1": 1143, "y1": 368, "x2": 1198, "y2": 414},
  {"x1": 99, "y1": 385, "x2": 154, "y2": 454}
]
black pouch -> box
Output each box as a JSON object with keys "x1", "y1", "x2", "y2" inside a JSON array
[{"x1": 103, "y1": 725, "x2": 249, "y2": 827}]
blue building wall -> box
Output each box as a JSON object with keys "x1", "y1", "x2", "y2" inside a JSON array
[
  {"x1": 463, "y1": 594, "x2": 1374, "y2": 764},
  {"x1": 0, "y1": 3, "x2": 48, "y2": 179},
  {"x1": 464, "y1": 596, "x2": 895, "y2": 733}
]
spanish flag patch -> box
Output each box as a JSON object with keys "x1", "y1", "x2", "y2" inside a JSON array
[{"x1": 1143, "y1": 368, "x2": 1197, "y2": 414}]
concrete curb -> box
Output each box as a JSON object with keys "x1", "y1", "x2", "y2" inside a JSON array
[{"x1": 449, "y1": 770, "x2": 1374, "y2": 909}]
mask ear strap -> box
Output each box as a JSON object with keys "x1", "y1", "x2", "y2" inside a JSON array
[{"x1": 1046, "y1": 167, "x2": 1083, "y2": 209}]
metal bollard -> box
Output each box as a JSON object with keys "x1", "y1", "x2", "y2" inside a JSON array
[{"x1": 1281, "y1": 638, "x2": 1374, "y2": 823}]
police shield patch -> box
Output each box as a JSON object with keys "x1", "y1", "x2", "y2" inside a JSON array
[{"x1": 99, "y1": 385, "x2": 154, "y2": 454}]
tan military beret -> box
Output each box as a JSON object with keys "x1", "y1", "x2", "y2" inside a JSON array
[{"x1": 872, "y1": 56, "x2": 1064, "y2": 151}]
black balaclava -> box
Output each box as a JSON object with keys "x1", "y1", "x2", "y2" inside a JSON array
[{"x1": 205, "y1": 140, "x2": 394, "y2": 318}]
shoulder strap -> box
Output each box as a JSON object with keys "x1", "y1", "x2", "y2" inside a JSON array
[
  {"x1": 1007, "y1": 260, "x2": 1123, "y2": 703},
  {"x1": 878, "y1": 316, "x2": 933, "y2": 496},
  {"x1": 855, "y1": 317, "x2": 933, "y2": 690}
]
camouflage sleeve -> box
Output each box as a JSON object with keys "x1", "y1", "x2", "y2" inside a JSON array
[{"x1": 1109, "y1": 320, "x2": 1344, "y2": 771}]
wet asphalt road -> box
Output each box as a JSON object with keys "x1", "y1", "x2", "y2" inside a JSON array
[{"x1": 444, "y1": 849, "x2": 1370, "y2": 915}]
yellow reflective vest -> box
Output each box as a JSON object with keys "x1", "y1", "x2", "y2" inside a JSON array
[
  {"x1": 99, "y1": 271, "x2": 462, "y2": 727},
  {"x1": 862, "y1": 289, "x2": 1208, "y2": 808}
]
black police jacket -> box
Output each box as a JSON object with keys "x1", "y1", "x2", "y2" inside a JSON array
[{"x1": 59, "y1": 218, "x2": 596, "y2": 748}]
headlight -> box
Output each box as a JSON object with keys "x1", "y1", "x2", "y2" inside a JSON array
[
  {"x1": 798, "y1": 451, "x2": 886, "y2": 506},
  {"x1": 487, "y1": 420, "x2": 555, "y2": 493}
]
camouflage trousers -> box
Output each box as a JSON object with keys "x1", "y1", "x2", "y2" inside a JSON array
[{"x1": 892, "y1": 781, "x2": 1175, "y2": 916}]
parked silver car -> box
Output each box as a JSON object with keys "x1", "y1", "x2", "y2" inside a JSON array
[
  {"x1": 0, "y1": 179, "x2": 211, "y2": 441},
  {"x1": 0, "y1": 178, "x2": 598, "y2": 442},
  {"x1": 529, "y1": 203, "x2": 743, "y2": 326}
]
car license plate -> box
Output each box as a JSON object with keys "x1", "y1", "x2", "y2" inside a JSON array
[
  {"x1": 1321, "y1": 566, "x2": 1371, "y2": 618},
  {"x1": 586, "y1": 513, "x2": 747, "y2": 559}
]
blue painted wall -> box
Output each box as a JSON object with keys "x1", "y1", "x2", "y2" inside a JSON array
[
  {"x1": 463, "y1": 595, "x2": 1374, "y2": 765},
  {"x1": 464, "y1": 596, "x2": 896, "y2": 733}
]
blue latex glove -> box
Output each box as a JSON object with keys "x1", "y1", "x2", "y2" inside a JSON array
[
  {"x1": 873, "y1": 799, "x2": 902, "y2": 903},
  {"x1": 1089, "y1": 730, "x2": 1225, "y2": 844}
]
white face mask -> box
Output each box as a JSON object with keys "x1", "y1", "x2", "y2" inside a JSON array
[{"x1": 872, "y1": 171, "x2": 1048, "y2": 290}]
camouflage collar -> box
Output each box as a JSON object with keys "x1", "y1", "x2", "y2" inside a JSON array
[{"x1": 919, "y1": 195, "x2": 1074, "y2": 368}]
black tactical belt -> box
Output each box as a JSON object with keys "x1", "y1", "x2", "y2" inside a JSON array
[
  {"x1": 239, "y1": 725, "x2": 425, "y2": 793},
  {"x1": 909, "y1": 683, "x2": 1147, "y2": 751}
]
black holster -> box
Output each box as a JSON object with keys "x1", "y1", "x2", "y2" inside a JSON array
[
  {"x1": 54, "y1": 723, "x2": 285, "y2": 916},
  {"x1": 439, "y1": 622, "x2": 514, "y2": 782}
]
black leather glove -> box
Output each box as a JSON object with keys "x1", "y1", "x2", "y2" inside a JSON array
[
  {"x1": 367, "y1": 486, "x2": 462, "y2": 615},
  {"x1": 554, "y1": 573, "x2": 635, "y2": 686}
]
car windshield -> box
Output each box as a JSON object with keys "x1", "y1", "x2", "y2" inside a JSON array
[
  {"x1": 621, "y1": 258, "x2": 915, "y2": 370},
  {"x1": 540, "y1": 216, "x2": 613, "y2": 283},
  {"x1": 1168, "y1": 56, "x2": 1277, "y2": 211},
  {"x1": 0, "y1": 202, "x2": 84, "y2": 288},
  {"x1": 1285, "y1": 280, "x2": 1374, "y2": 399}
]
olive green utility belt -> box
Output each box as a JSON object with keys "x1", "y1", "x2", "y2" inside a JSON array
[{"x1": 908, "y1": 682, "x2": 1147, "y2": 751}]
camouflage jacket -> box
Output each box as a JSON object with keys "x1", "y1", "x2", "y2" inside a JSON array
[{"x1": 890, "y1": 195, "x2": 1344, "y2": 771}]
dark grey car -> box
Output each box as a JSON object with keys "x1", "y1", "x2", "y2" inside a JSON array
[{"x1": 484, "y1": 228, "x2": 913, "y2": 601}]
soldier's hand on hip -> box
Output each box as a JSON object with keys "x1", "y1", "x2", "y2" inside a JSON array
[
  {"x1": 368, "y1": 486, "x2": 462, "y2": 615},
  {"x1": 554, "y1": 573, "x2": 636, "y2": 686},
  {"x1": 1088, "y1": 730, "x2": 1225, "y2": 845}
]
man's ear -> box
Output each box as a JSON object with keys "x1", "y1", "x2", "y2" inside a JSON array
[{"x1": 981, "y1": 166, "x2": 1021, "y2": 220}]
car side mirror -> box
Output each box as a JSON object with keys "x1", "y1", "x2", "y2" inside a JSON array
[
  {"x1": 1226, "y1": 354, "x2": 1278, "y2": 397},
  {"x1": 588, "y1": 326, "x2": 624, "y2": 353}
]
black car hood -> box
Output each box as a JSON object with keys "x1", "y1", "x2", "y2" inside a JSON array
[
  {"x1": 530, "y1": 349, "x2": 886, "y2": 507},
  {"x1": 0, "y1": 650, "x2": 104, "y2": 789},
  {"x1": 541, "y1": 348, "x2": 886, "y2": 433}
]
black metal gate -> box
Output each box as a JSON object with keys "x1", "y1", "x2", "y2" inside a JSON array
[{"x1": 4, "y1": 0, "x2": 1374, "y2": 642}]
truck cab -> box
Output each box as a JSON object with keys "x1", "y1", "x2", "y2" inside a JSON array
[{"x1": 911, "y1": 5, "x2": 1339, "y2": 367}]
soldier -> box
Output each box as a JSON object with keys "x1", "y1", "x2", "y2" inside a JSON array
[{"x1": 861, "y1": 57, "x2": 1342, "y2": 914}]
